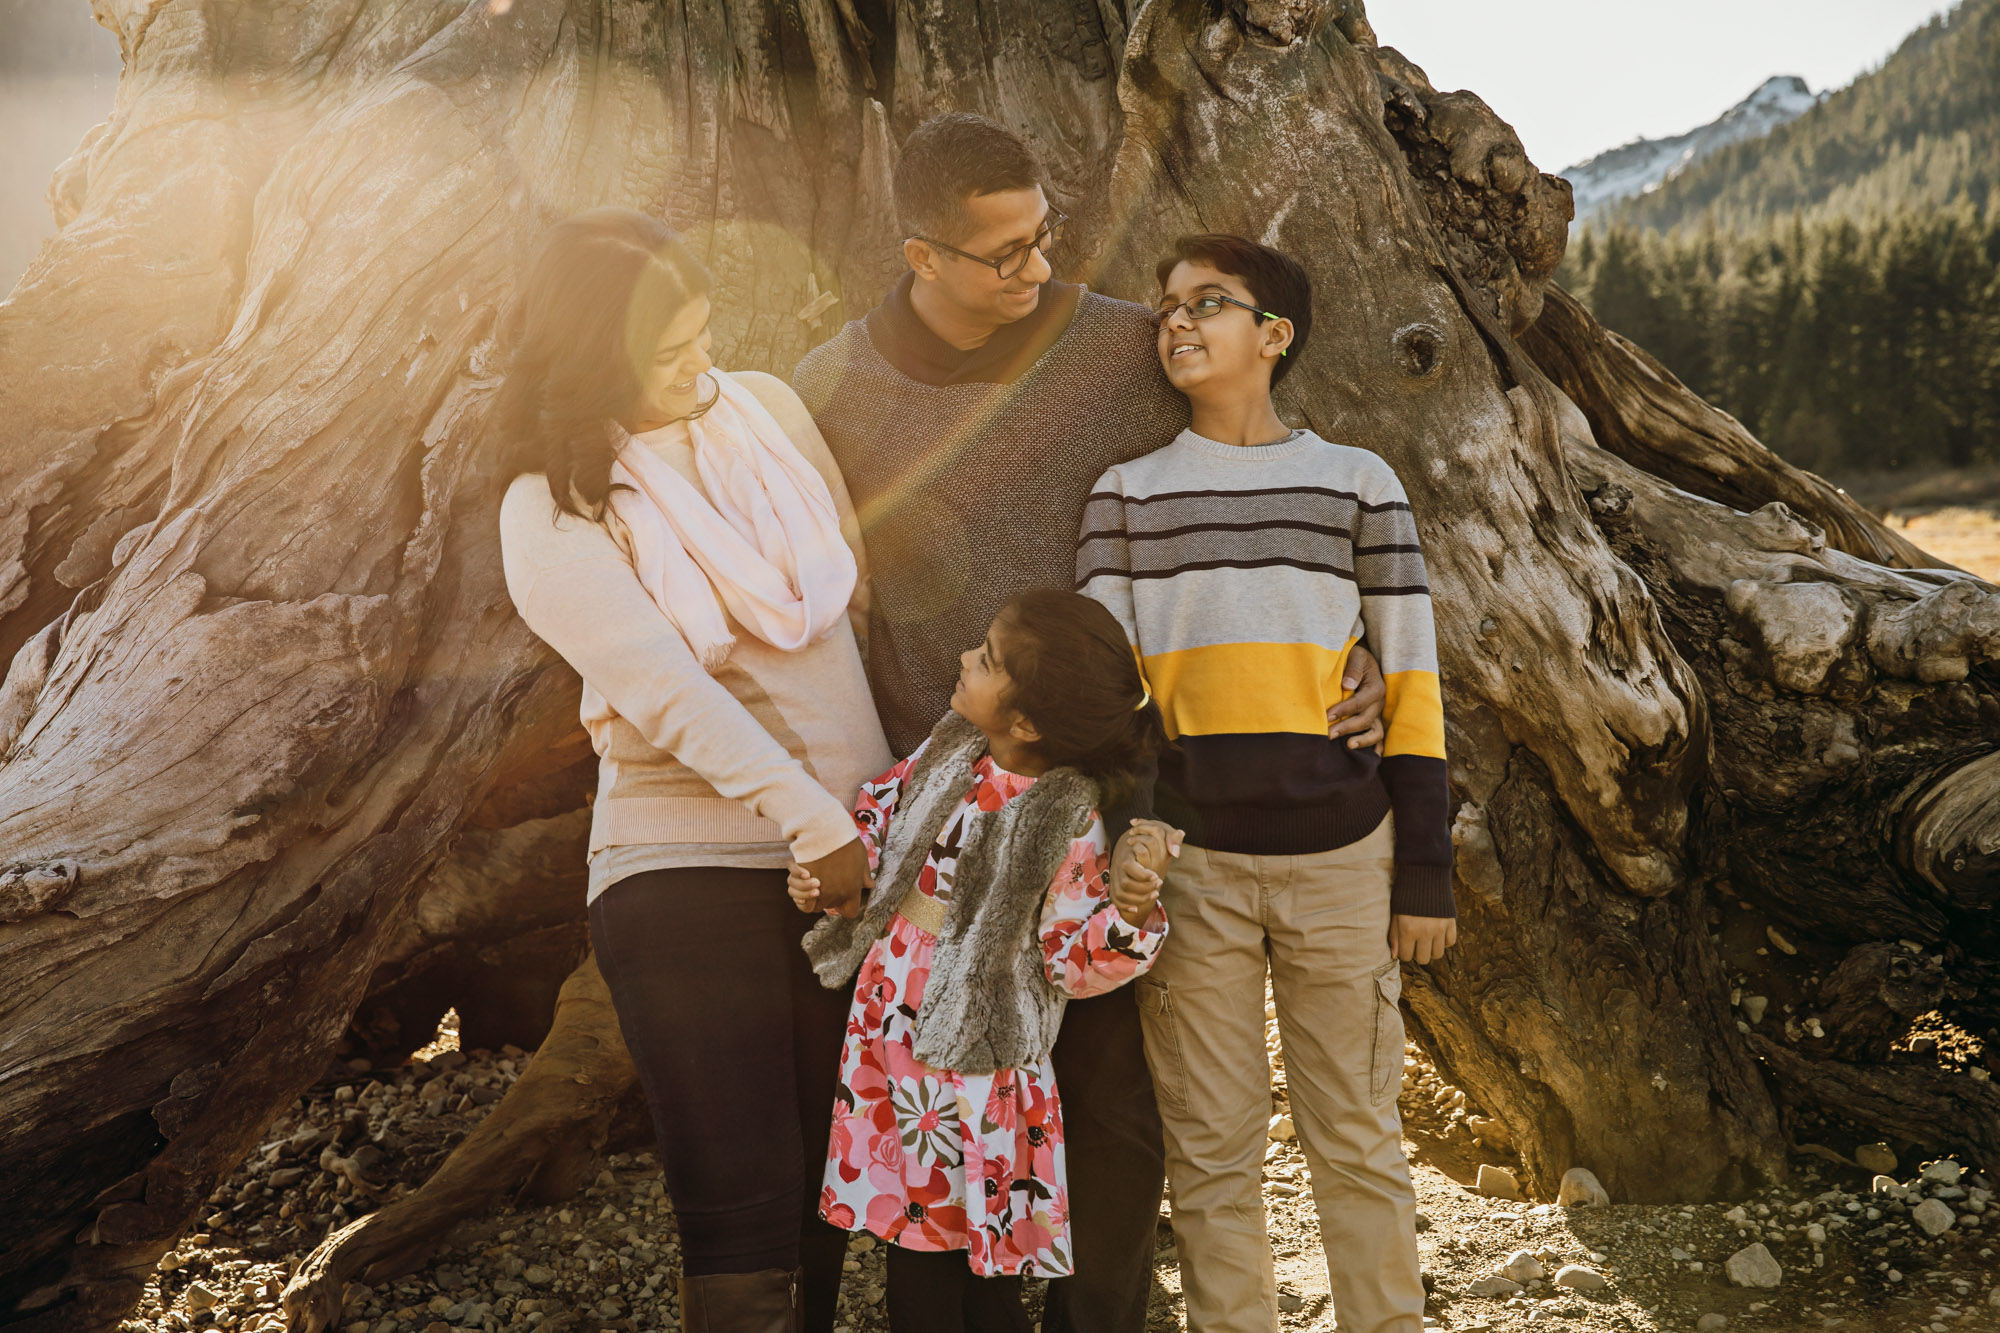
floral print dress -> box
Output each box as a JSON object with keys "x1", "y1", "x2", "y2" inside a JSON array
[{"x1": 817, "y1": 744, "x2": 1168, "y2": 1277}]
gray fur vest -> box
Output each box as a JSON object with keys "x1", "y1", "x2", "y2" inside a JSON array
[{"x1": 802, "y1": 712, "x2": 1100, "y2": 1076}]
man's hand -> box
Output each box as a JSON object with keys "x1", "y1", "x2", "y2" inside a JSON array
[
  {"x1": 1329, "y1": 644, "x2": 1386, "y2": 752},
  {"x1": 1110, "y1": 819, "x2": 1182, "y2": 927},
  {"x1": 798, "y1": 837, "x2": 874, "y2": 919},
  {"x1": 1390, "y1": 915, "x2": 1458, "y2": 965}
]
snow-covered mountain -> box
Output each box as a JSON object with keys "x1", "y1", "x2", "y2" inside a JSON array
[{"x1": 1562, "y1": 76, "x2": 1822, "y2": 221}]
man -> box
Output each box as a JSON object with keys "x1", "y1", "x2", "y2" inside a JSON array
[{"x1": 792, "y1": 113, "x2": 1387, "y2": 1333}]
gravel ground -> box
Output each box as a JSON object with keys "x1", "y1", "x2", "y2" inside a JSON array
[{"x1": 122, "y1": 1003, "x2": 1999, "y2": 1333}]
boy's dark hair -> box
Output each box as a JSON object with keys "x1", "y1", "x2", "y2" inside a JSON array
[
  {"x1": 1155, "y1": 233, "x2": 1314, "y2": 385},
  {"x1": 894, "y1": 113, "x2": 1044, "y2": 243},
  {"x1": 997, "y1": 589, "x2": 1166, "y2": 808}
]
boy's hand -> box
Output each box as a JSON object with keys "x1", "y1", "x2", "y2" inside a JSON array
[
  {"x1": 1390, "y1": 915, "x2": 1458, "y2": 965},
  {"x1": 1111, "y1": 819, "x2": 1182, "y2": 928},
  {"x1": 798, "y1": 838, "x2": 874, "y2": 918},
  {"x1": 1329, "y1": 644, "x2": 1386, "y2": 753}
]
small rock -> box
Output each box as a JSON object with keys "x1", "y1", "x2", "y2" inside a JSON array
[
  {"x1": 1697, "y1": 1315, "x2": 1729, "y2": 1332},
  {"x1": 1806, "y1": 1223, "x2": 1827, "y2": 1243},
  {"x1": 1766, "y1": 925, "x2": 1797, "y2": 955},
  {"x1": 1476, "y1": 1164, "x2": 1521, "y2": 1200},
  {"x1": 1502, "y1": 1251, "x2": 1544, "y2": 1282},
  {"x1": 1557, "y1": 1167, "x2": 1609, "y2": 1208},
  {"x1": 1276, "y1": 1290, "x2": 1305, "y2": 1313},
  {"x1": 1742, "y1": 995, "x2": 1769, "y2": 1024},
  {"x1": 521, "y1": 1266, "x2": 554, "y2": 1287},
  {"x1": 1466, "y1": 1277, "x2": 1524, "y2": 1298},
  {"x1": 1725, "y1": 1242, "x2": 1782, "y2": 1289},
  {"x1": 1912, "y1": 1198, "x2": 1956, "y2": 1235},
  {"x1": 268, "y1": 1167, "x2": 304, "y2": 1189},
  {"x1": 1922, "y1": 1159, "x2": 1964, "y2": 1186},
  {"x1": 1854, "y1": 1142, "x2": 1898, "y2": 1174},
  {"x1": 1871, "y1": 1175, "x2": 1907, "y2": 1199},
  {"x1": 1268, "y1": 1114, "x2": 1295, "y2": 1142},
  {"x1": 1552, "y1": 1265, "x2": 1606, "y2": 1292},
  {"x1": 185, "y1": 1284, "x2": 220, "y2": 1315},
  {"x1": 1414, "y1": 1211, "x2": 1432, "y2": 1232}
]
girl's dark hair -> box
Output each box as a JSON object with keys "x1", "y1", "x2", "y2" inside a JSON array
[
  {"x1": 494, "y1": 207, "x2": 711, "y2": 520},
  {"x1": 997, "y1": 589, "x2": 1166, "y2": 807},
  {"x1": 1155, "y1": 232, "x2": 1314, "y2": 385}
]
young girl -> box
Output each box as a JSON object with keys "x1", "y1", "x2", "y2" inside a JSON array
[{"x1": 787, "y1": 589, "x2": 1174, "y2": 1333}]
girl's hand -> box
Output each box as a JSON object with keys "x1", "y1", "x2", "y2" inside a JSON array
[
  {"x1": 786, "y1": 862, "x2": 822, "y2": 914},
  {"x1": 1110, "y1": 819, "x2": 1181, "y2": 928}
]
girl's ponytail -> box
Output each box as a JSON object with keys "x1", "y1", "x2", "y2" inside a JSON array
[{"x1": 996, "y1": 589, "x2": 1169, "y2": 807}]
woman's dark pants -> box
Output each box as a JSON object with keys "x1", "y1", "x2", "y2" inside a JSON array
[{"x1": 588, "y1": 867, "x2": 853, "y2": 1331}]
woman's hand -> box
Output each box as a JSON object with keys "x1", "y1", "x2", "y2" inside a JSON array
[
  {"x1": 1110, "y1": 819, "x2": 1182, "y2": 928},
  {"x1": 1329, "y1": 644, "x2": 1387, "y2": 752},
  {"x1": 1390, "y1": 914, "x2": 1458, "y2": 965},
  {"x1": 799, "y1": 837, "x2": 874, "y2": 918}
]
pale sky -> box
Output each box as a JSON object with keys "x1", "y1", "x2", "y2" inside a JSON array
[{"x1": 1365, "y1": 0, "x2": 1957, "y2": 171}]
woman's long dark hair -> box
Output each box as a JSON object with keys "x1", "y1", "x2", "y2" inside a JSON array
[
  {"x1": 998, "y1": 589, "x2": 1167, "y2": 808},
  {"x1": 494, "y1": 207, "x2": 711, "y2": 521}
]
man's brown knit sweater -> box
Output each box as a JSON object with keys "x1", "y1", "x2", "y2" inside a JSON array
[{"x1": 791, "y1": 275, "x2": 1189, "y2": 756}]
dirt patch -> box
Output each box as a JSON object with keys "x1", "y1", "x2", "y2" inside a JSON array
[{"x1": 1886, "y1": 506, "x2": 2000, "y2": 581}]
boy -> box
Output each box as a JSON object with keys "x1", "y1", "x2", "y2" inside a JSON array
[{"x1": 1077, "y1": 234, "x2": 1457, "y2": 1333}]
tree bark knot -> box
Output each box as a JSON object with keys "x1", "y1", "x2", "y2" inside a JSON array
[{"x1": 0, "y1": 859, "x2": 79, "y2": 922}]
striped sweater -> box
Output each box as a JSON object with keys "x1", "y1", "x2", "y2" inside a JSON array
[{"x1": 1077, "y1": 428, "x2": 1454, "y2": 917}]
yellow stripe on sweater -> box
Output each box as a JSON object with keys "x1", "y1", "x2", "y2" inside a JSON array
[
  {"x1": 1140, "y1": 639, "x2": 1361, "y2": 740},
  {"x1": 1383, "y1": 669, "x2": 1446, "y2": 759}
]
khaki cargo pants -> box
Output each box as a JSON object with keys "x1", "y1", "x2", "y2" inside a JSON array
[{"x1": 1135, "y1": 814, "x2": 1425, "y2": 1333}]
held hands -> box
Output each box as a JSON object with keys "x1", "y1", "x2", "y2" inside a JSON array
[
  {"x1": 1328, "y1": 644, "x2": 1387, "y2": 753},
  {"x1": 1390, "y1": 914, "x2": 1458, "y2": 965},
  {"x1": 787, "y1": 837, "x2": 875, "y2": 918},
  {"x1": 1110, "y1": 819, "x2": 1183, "y2": 928}
]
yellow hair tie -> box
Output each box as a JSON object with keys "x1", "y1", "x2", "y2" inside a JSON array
[{"x1": 1133, "y1": 683, "x2": 1152, "y2": 712}]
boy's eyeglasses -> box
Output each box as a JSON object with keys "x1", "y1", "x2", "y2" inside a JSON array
[
  {"x1": 913, "y1": 212, "x2": 1067, "y2": 280},
  {"x1": 1152, "y1": 292, "x2": 1282, "y2": 328}
]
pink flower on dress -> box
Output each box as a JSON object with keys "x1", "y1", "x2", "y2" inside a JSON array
[
  {"x1": 903, "y1": 1166, "x2": 971, "y2": 1249},
  {"x1": 1008, "y1": 1209, "x2": 1058, "y2": 1262},
  {"x1": 820, "y1": 1184, "x2": 855, "y2": 1230}
]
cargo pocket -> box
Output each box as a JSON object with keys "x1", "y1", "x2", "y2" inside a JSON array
[
  {"x1": 1134, "y1": 977, "x2": 1192, "y2": 1117},
  {"x1": 1369, "y1": 960, "x2": 1405, "y2": 1106}
]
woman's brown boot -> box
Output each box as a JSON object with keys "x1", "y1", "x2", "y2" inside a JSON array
[{"x1": 678, "y1": 1267, "x2": 802, "y2": 1333}]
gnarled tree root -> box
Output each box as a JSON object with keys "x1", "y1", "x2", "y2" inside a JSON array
[
  {"x1": 1748, "y1": 1035, "x2": 2000, "y2": 1164},
  {"x1": 1522, "y1": 285, "x2": 1942, "y2": 571},
  {"x1": 281, "y1": 956, "x2": 637, "y2": 1333}
]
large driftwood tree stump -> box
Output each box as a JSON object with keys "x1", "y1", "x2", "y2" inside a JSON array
[{"x1": 1, "y1": 1, "x2": 1993, "y2": 1328}]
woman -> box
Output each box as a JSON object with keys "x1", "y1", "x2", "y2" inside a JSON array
[{"x1": 495, "y1": 207, "x2": 888, "y2": 1333}]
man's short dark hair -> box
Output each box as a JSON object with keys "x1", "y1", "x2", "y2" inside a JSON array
[
  {"x1": 894, "y1": 113, "x2": 1045, "y2": 243},
  {"x1": 1156, "y1": 234, "x2": 1314, "y2": 385}
]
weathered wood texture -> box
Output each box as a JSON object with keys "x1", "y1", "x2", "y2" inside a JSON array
[{"x1": 0, "y1": 1, "x2": 1995, "y2": 1328}]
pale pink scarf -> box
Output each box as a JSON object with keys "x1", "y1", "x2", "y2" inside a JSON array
[{"x1": 606, "y1": 370, "x2": 856, "y2": 671}]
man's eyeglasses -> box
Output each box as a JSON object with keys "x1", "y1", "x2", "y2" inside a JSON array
[
  {"x1": 1152, "y1": 292, "x2": 1281, "y2": 328},
  {"x1": 914, "y1": 212, "x2": 1067, "y2": 280}
]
